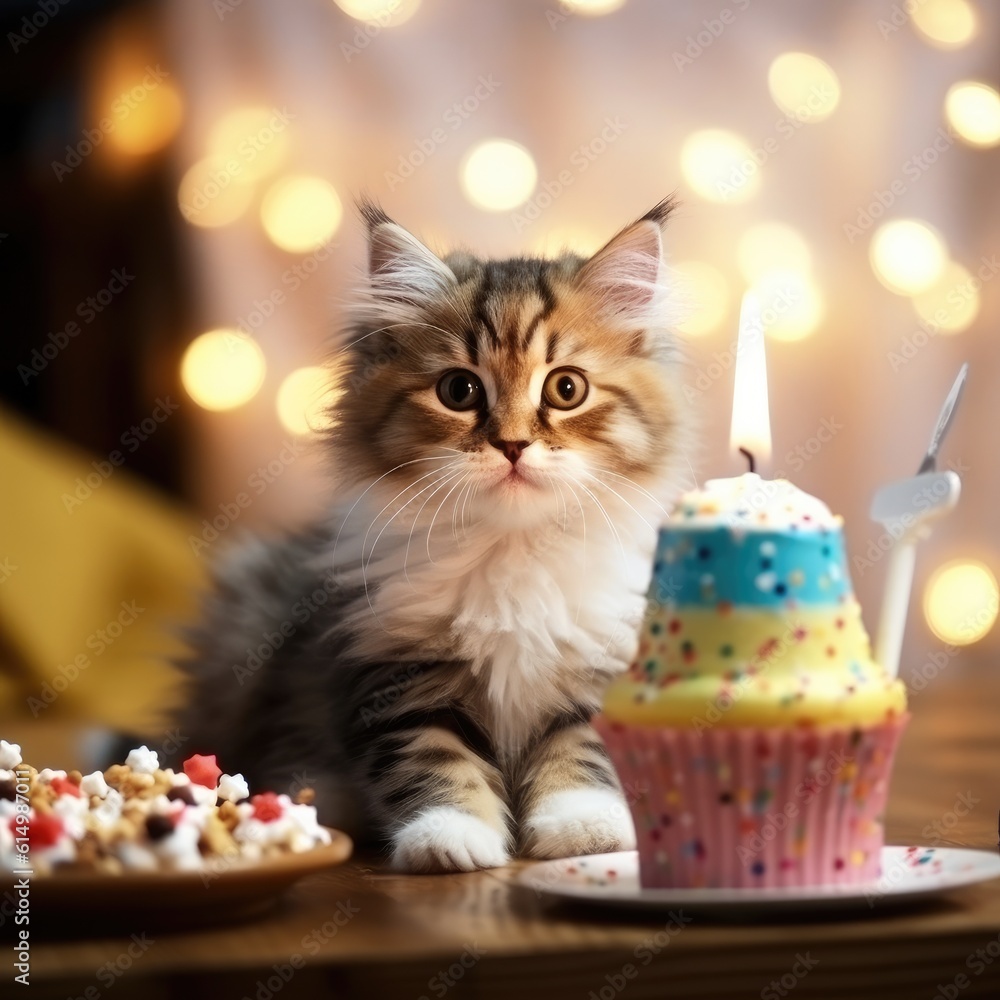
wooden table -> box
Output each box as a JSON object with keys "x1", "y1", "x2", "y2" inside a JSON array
[{"x1": 22, "y1": 661, "x2": 1000, "y2": 999}]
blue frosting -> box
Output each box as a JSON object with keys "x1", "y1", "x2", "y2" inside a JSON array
[{"x1": 649, "y1": 525, "x2": 851, "y2": 608}]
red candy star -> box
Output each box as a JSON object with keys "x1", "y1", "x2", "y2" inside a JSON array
[
  {"x1": 50, "y1": 776, "x2": 81, "y2": 798},
  {"x1": 251, "y1": 791, "x2": 284, "y2": 822},
  {"x1": 10, "y1": 813, "x2": 64, "y2": 849},
  {"x1": 183, "y1": 753, "x2": 222, "y2": 789}
]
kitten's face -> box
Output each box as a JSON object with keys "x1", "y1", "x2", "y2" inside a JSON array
[{"x1": 333, "y1": 202, "x2": 685, "y2": 528}]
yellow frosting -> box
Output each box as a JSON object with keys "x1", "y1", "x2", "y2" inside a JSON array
[{"x1": 603, "y1": 597, "x2": 907, "y2": 728}]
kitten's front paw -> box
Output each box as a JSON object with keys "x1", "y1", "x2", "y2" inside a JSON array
[
  {"x1": 522, "y1": 788, "x2": 636, "y2": 860},
  {"x1": 390, "y1": 806, "x2": 509, "y2": 873}
]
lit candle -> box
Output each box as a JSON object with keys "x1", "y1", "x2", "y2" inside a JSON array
[{"x1": 729, "y1": 291, "x2": 772, "y2": 472}]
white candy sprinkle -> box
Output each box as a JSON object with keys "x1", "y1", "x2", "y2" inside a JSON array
[
  {"x1": 0, "y1": 741, "x2": 22, "y2": 769},
  {"x1": 755, "y1": 571, "x2": 777, "y2": 592},
  {"x1": 125, "y1": 746, "x2": 159, "y2": 775},
  {"x1": 38, "y1": 768, "x2": 68, "y2": 783},
  {"x1": 760, "y1": 541, "x2": 777, "y2": 557},
  {"x1": 80, "y1": 771, "x2": 110, "y2": 799},
  {"x1": 217, "y1": 773, "x2": 250, "y2": 803}
]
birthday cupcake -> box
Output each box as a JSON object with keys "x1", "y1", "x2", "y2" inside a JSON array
[{"x1": 594, "y1": 475, "x2": 908, "y2": 889}]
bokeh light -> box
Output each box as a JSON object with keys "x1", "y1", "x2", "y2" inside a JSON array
[
  {"x1": 912, "y1": 260, "x2": 980, "y2": 333},
  {"x1": 869, "y1": 219, "x2": 948, "y2": 295},
  {"x1": 560, "y1": 0, "x2": 627, "y2": 14},
  {"x1": 104, "y1": 80, "x2": 184, "y2": 157},
  {"x1": 177, "y1": 156, "x2": 256, "y2": 229},
  {"x1": 737, "y1": 222, "x2": 812, "y2": 283},
  {"x1": 673, "y1": 261, "x2": 730, "y2": 337},
  {"x1": 945, "y1": 81, "x2": 1000, "y2": 148},
  {"x1": 261, "y1": 176, "x2": 343, "y2": 253},
  {"x1": 680, "y1": 129, "x2": 761, "y2": 204},
  {"x1": 751, "y1": 269, "x2": 824, "y2": 341},
  {"x1": 276, "y1": 366, "x2": 338, "y2": 436},
  {"x1": 461, "y1": 140, "x2": 538, "y2": 212},
  {"x1": 207, "y1": 106, "x2": 291, "y2": 185},
  {"x1": 333, "y1": 0, "x2": 421, "y2": 27},
  {"x1": 924, "y1": 560, "x2": 999, "y2": 645},
  {"x1": 181, "y1": 330, "x2": 267, "y2": 411},
  {"x1": 532, "y1": 228, "x2": 604, "y2": 258},
  {"x1": 767, "y1": 52, "x2": 841, "y2": 123},
  {"x1": 911, "y1": 0, "x2": 978, "y2": 49}
]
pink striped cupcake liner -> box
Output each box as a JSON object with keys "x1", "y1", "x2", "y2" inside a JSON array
[{"x1": 593, "y1": 715, "x2": 909, "y2": 889}]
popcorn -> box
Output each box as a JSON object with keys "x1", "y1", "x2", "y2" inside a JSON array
[
  {"x1": 0, "y1": 741, "x2": 331, "y2": 874},
  {"x1": 80, "y1": 770, "x2": 110, "y2": 799},
  {"x1": 0, "y1": 740, "x2": 21, "y2": 769},
  {"x1": 217, "y1": 773, "x2": 250, "y2": 803},
  {"x1": 125, "y1": 746, "x2": 160, "y2": 775}
]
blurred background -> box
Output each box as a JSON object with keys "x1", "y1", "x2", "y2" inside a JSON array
[{"x1": 0, "y1": 0, "x2": 997, "y2": 759}]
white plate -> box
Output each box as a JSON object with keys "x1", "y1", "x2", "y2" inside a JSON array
[{"x1": 515, "y1": 847, "x2": 1000, "y2": 916}]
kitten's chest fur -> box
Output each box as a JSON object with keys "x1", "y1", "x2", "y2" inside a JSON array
[{"x1": 338, "y1": 501, "x2": 658, "y2": 752}]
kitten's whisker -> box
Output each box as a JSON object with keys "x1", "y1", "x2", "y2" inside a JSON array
[
  {"x1": 336, "y1": 320, "x2": 462, "y2": 356},
  {"x1": 580, "y1": 470, "x2": 656, "y2": 531},
  {"x1": 331, "y1": 454, "x2": 459, "y2": 570},
  {"x1": 451, "y1": 474, "x2": 475, "y2": 541},
  {"x1": 363, "y1": 464, "x2": 461, "y2": 573},
  {"x1": 549, "y1": 472, "x2": 588, "y2": 625},
  {"x1": 563, "y1": 473, "x2": 628, "y2": 568},
  {"x1": 402, "y1": 469, "x2": 466, "y2": 585},
  {"x1": 425, "y1": 470, "x2": 472, "y2": 565},
  {"x1": 591, "y1": 467, "x2": 670, "y2": 514}
]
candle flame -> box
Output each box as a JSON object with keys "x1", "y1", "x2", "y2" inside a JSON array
[{"x1": 729, "y1": 291, "x2": 772, "y2": 465}]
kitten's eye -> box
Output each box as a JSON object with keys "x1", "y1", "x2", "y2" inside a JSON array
[
  {"x1": 542, "y1": 368, "x2": 589, "y2": 410},
  {"x1": 436, "y1": 369, "x2": 484, "y2": 411}
]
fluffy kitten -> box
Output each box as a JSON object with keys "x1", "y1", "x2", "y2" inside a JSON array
[{"x1": 177, "y1": 198, "x2": 689, "y2": 872}]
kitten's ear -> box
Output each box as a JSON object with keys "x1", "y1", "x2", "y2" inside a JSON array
[
  {"x1": 575, "y1": 198, "x2": 675, "y2": 323},
  {"x1": 359, "y1": 199, "x2": 456, "y2": 306}
]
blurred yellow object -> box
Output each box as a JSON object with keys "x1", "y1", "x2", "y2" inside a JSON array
[{"x1": 0, "y1": 409, "x2": 203, "y2": 735}]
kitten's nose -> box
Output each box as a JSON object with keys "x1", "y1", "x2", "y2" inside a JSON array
[{"x1": 490, "y1": 439, "x2": 530, "y2": 465}]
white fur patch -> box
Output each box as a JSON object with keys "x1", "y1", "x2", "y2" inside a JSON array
[
  {"x1": 522, "y1": 788, "x2": 636, "y2": 860},
  {"x1": 390, "y1": 806, "x2": 509, "y2": 873}
]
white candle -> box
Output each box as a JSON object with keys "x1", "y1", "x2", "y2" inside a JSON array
[{"x1": 729, "y1": 291, "x2": 772, "y2": 469}]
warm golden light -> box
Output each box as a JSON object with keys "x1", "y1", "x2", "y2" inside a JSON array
[
  {"x1": 207, "y1": 106, "x2": 291, "y2": 185},
  {"x1": 181, "y1": 330, "x2": 266, "y2": 412},
  {"x1": 679, "y1": 129, "x2": 761, "y2": 204},
  {"x1": 673, "y1": 261, "x2": 730, "y2": 337},
  {"x1": 911, "y1": 0, "x2": 977, "y2": 49},
  {"x1": 276, "y1": 366, "x2": 338, "y2": 436},
  {"x1": 461, "y1": 140, "x2": 538, "y2": 212},
  {"x1": 945, "y1": 81, "x2": 1000, "y2": 148},
  {"x1": 105, "y1": 80, "x2": 183, "y2": 157},
  {"x1": 532, "y1": 228, "x2": 604, "y2": 257},
  {"x1": 729, "y1": 292, "x2": 772, "y2": 464},
  {"x1": 924, "y1": 560, "x2": 999, "y2": 645},
  {"x1": 767, "y1": 52, "x2": 841, "y2": 123},
  {"x1": 560, "y1": 0, "x2": 627, "y2": 14},
  {"x1": 261, "y1": 176, "x2": 343, "y2": 253},
  {"x1": 177, "y1": 156, "x2": 255, "y2": 229},
  {"x1": 751, "y1": 269, "x2": 824, "y2": 341},
  {"x1": 737, "y1": 223, "x2": 812, "y2": 284},
  {"x1": 333, "y1": 0, "x2": 421, "y2": 27},
  {"x1": 912, "y1": 261, "x2": 980, "y2": 333},
  {"x1": 870, "y1": 219, "x2": 948, "y2": 296}
]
